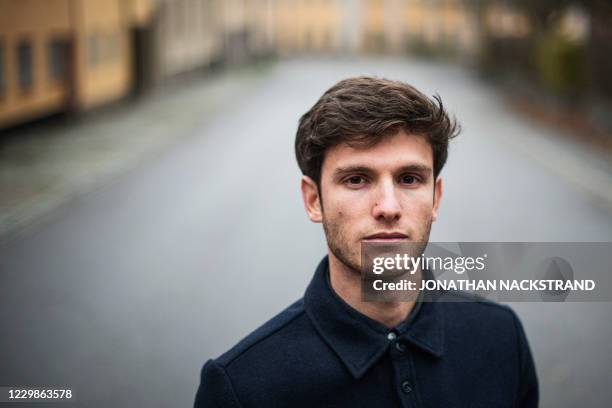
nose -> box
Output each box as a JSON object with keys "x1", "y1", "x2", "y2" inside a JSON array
[{"x1": 371, "y1": 179, "x2": 402, "y2": 223}]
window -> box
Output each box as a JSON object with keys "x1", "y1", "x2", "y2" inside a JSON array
[
  {"x1": 17, "y1": 40, "x2": 33, "y2": 90},
  {"x1": 88, "y1": 33, "x2": 99, "y2": 67},
  {"x1": 106, "y1": 32, "x2": 120, "y2": 62},
  {"x1": 48, "y1": 39, "x2": 69, "y2": 81}
]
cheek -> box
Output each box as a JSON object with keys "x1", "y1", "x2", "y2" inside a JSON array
[
  {"x1": 332, "y1": 188, "x2": 396, "y2": 220},
  {"x1": 327, "y1": 200, "x2": 366, "y2": 230},
  {"x1": 335, "y1": 199, "x2": 370, "y2": 221},
  {"x1": 327, "y1": 194, "x2": 352, "y2": 217},
  {"x1": 401, "y1": 190, "x2": 434, "y2": 214}
]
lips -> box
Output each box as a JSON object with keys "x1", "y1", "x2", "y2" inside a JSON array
[{"x1": 363, "y1": 232, "x2": 408, "y2": 241}]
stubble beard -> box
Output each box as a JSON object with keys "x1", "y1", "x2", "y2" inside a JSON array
[{"x1": 322, "y1": 212, "x2": 434, "y2": 275}]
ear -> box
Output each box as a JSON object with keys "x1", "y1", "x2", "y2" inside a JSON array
[
  {"x1": 432, "y1": 176, "x2": 442, "y2": 222},
  {"x1": 301, "y1": 176, "x2": 323, "y2": 223}
]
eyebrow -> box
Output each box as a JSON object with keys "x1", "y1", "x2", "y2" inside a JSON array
[{"x1": 333, "y1": 164, "x2": 432, "y2": 178}]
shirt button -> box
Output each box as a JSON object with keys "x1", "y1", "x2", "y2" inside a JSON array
[
  {"x1": 387, "y1": 331, "x2": 397, "y2": 340},
  {"x1": 401, "y1": 380, "x2": 412, "y2": 394},
  {"x1": 395, "y1": 341, "x2": 407, "y2": 352}
]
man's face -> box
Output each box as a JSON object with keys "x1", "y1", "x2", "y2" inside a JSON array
[{"x1": 301, "y1": 130, "x2": 442, "y2": 273}]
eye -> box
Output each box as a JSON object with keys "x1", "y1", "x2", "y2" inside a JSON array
[
  {"x1": 400, "y1": 175, "x2": 419, "y2": 185},
  {"x1": 344, "y1": 175, "x2": 367, "y2": 187}
]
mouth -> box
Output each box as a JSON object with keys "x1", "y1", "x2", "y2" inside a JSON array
[{"x1": 362, "y1": 232, "x2": 409, "y2": 242}]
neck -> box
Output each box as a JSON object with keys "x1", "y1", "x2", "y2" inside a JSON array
[{"x1": 327, "y1": 252, "x2": 416, "y2": 329}]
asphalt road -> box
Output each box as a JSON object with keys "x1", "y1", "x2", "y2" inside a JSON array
[{"x1": 1, "y1": 57, "x2": 611, "y2": 407}]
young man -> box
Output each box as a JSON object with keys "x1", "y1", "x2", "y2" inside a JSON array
[{"x1": 194, "y1": 77, "x2": 538, "y2": 407}]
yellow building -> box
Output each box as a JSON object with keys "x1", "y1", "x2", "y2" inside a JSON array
[
  {"x1": 0, "y1": 0, "x2": 154, "y2": 129},
  {"x1": 362, "y1": 0, "x2": 415, "y2": 54},
  {"x1": 275, "y1": 0, "x2": 341, "y2": 54},
  {"x1": 0, "y1": 0, "x2": 72, "y2": 128},
  {"x1": 154, "y1": 0, "x2": 223, "y2": 79},
  {"x1": 272, "y1": 0, "x2": 478, "y2": 56},
  {"x1": 218, "y1": 0, "x2": 250, "y2": 62},
  {"x1": 246, "y1": 0, "x2": 276, "y2": 57},
  {"x1": 362, "y1": 0, "x2": 385, "y2": 52},
  {"x1": 72, "y1": 0, "x2": 132, "y2": 109},
  {"x1": 0, "y1": 0, "x2": 488, "y2": 128},
  {"x1": 402, "y1": 0, "x2": 479, "y2": 56}
]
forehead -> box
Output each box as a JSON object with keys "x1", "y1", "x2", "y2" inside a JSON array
[{"x1": 322, "y1": 131, "x2": 433, "y2": 173}]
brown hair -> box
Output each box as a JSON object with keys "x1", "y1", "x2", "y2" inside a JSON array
[{"x1": 295, "y1": 76, "x2": 460, "y2": 185}]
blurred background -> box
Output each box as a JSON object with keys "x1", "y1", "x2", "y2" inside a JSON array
[{"x1": 0, "y1": 0, "x2": 611, "y2": 407}]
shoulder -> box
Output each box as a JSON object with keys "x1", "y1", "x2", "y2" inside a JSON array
[
  {"x1": 215, "y1": 298, "x2": 308, "y2": 367},
  {"x1": 194, "y1": 299, "x2": 310, "y2": 407}
]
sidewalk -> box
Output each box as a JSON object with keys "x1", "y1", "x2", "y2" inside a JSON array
[{"x1": 0, "y1": 62, "x2": 274, "y2": 241}]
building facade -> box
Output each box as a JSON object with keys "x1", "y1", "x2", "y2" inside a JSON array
[{"x1": 0, "y1": 0, "x2": 155, "y2": 128}]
